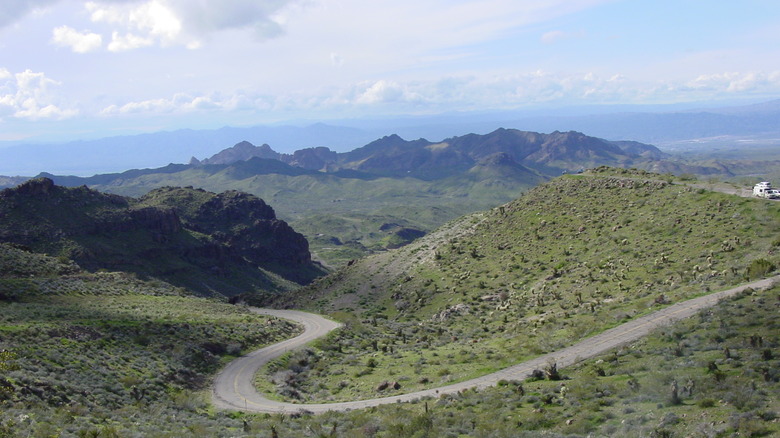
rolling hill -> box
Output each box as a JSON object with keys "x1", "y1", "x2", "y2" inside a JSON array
[{"x1": 262, "y1": 168, "x2": 780, "y2": 407}]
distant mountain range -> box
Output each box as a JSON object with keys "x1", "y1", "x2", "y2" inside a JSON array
[
  {"x1": 3, "y1": 127, "x2": 775, "y2": 267},
  {"x1": 1, "y1": 99, "x2": 779, "y2": 176},
  {"x1": 1, "y1": 128, "x2": 670, "y2": 266},
  {"x1": 43, "y1": 128, "x2": 665, "y2": 186}
]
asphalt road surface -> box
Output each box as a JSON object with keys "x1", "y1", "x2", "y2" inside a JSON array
[{"x1": 212, "y1": 275, "x2": 780, "y2": 414}]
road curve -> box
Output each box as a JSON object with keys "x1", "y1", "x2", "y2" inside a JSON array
[{"x1": 212, "y1": 275, "x2": 780, "y2": 414}]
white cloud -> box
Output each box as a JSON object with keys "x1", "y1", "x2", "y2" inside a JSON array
[
  {"x1": 107, "y1": 31, "x2": 154, "y2": 51},
  {"x1": 100, "y1": 92, "x2": 257, "y2": 115},
  {"x1": 94, "y1": 69, "x2": 780, "y2": 121},
  {"x1": 101, "y1": 98, "x2": 174, "y2": 115},
  {"x1": 356, "y1": 80, "x2": 406, "y2": 104},
  {"x1": 0, "y1": 69, "x2": 77, "y2": 120},
  {"x1": 169, "y1": 0, "x2": 291, "y2": 38},
  {"x1": 686, "y1": 71, "x2": 780, "y2": 95},
  {"x1": 338, "y1": 70, "x2": 780, "y2": 111},
  {"x1": 87, "y1": 1, "x2": 183, "y2": 48},
  {"x1": 51, "y1": 25, "x2": 103, "y2": 53},
  {"x1": 82, "y1": 0, "x2": 302, "y2": 50}
]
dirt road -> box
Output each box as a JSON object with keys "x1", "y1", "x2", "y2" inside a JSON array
[{"x1": 212, "y1": 275, "x2": 780, "y2": 414}]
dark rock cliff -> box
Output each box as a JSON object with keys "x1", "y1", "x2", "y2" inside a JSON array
[
  {"x1": 147, "y1": 188, "x2": 313, "y2": 267},
  {"x1": 0, "y1": 179, "x2": 324, "y2": 296}
]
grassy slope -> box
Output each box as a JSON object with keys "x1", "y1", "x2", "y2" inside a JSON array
[
  {"x1": 263, "y1": 168, "x2": 780, "y2": 403},
  {"x1": 259, "y1": 285, "x2": 780, "y2": 438},
  {"x1": 0, "y1": 244, "x2": 301, "y2": 437},
  {"x1": 3, "y1": 254, "x2": 776, "y2": 436}
]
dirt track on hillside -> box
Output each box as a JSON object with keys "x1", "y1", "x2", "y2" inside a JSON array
[{"x1": 212, "y1": 275, "x2": 780, "y2": 414}]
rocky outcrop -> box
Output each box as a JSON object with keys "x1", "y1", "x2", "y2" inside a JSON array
[
  {"x1": 226, "y1": 218, "x2": 311, "y2": 265},
  {"x1": 143, "y1": 187, "x2": 312, "y2": 267},
  {"x1": 130, "y1": 207, "x2": 182, "y2": 235},
  {"x1": 1, "y1": 177, "x2": 54, "y2": 197},
  {"x1": 92, "y1": 207, "x2": 182, "y2": 244},
  {"x1": 283, "y1": 147, "x2": 337, "y2": 170},
  {"x1": 193, "y1": 190, "x2": 276, "y2": 224},
  {"x1": 0, "y1": 180, "x2": 322, "y2": 296},
  {"x1": 200, "y1": 141, "x2": 281, "y2": 165},
  {"x1": 201, "y1": 194, "x2": 311, "y2": 265}
]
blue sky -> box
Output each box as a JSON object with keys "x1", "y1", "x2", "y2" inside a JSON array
[{"x1": 1, "y1": 0, "x2": 779, "y2": 143}]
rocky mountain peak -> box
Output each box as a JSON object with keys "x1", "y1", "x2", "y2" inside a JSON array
[
  {"x1": 200, "y1": 141, "x2": 282, "y2": 165},
  {"x1": 4, "y1": 177, "x2": 55, "y2": 196}
]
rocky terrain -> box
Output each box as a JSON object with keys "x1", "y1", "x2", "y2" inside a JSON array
[{"x1": 0, "y1": 178, "x2": 325, "y2": 298}]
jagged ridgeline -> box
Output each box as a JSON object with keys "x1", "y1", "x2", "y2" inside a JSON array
[
  {"x1": 284, "y1": 169, "x2": 780, "y2": 321},
  {"x1": 0, "y1": 178, "x2": 326, "y2": 298}
]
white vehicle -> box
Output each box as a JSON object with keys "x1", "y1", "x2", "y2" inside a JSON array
[{"x1": 753, "y1": 182, "x2": 780, "y2": 199}]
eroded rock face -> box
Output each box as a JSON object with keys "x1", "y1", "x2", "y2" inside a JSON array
[
  {"x1": 0, "y1": 180, "x2": 321, "y2": 295},
  {"x1": 200, "y1": 141, "x2": 281, "y2": 165},
  {"x1": 193, "y1": 190, "x2": 276, "y2": 225},
  {"x1": 172, "y1": 189, "x2": 312, "y2": 266},
  {"x1": 286, "y1": 147, "x2": 338, "y2": 170},
  {"x1": 91, "y1": 207, "x2": 182, "y2": 245},
  {"x1": 130, "y1": 207, "x2": 182, "y2": 235},
  {"x1": 9, "y1": 177, "x2": 55, "y2": 196}
]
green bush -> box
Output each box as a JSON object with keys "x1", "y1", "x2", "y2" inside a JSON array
[
  {"x1": 698, "y1": 398, "x2": 717, "y2": 408},
  {"x1": 745, "y1": 258, "x2": 775, "y2": 279}
]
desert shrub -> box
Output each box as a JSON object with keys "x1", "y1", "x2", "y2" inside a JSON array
[
  {"x1": 698, "y1": 398, "x2": 717, "y2": 408},
  {"x1": 745, "y1": 258, "x2": 775, "y2": 279}
]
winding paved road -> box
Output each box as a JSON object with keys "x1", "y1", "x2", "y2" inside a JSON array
[{"x1": 212, "y1": 275, "x2": 780, "y2": 414}]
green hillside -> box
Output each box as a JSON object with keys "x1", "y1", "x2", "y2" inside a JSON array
[
  {"x1": 264, "y1": 168, "x2": 780, "y2": 402},
  {"x1": 259, "y1": 285, "x2": 780, "y2": 437},
  {"x1": 0, "y1": 243, "x2": 301, "y2": 437},
  {"x1": 2, "y1": 229, "x2": 777, "y2": 437}
]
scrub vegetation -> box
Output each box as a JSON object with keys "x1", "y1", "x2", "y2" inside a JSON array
[
  {"x1": 0, "y1": 244, "x2": 300, "y2": 437},
  {"x1": 1, "y1": 168, "x2": 778, "y2": 437},
  {"x1": 265, "y1": 168, "x2": 780, "y2": 403},
  {"x1": 252, "y1": 285, "x2": 780, "y2": 438}
]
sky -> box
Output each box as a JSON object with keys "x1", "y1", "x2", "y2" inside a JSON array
[{"x1": 1, "y1": 0, "x2": 779, "y2": 143}]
